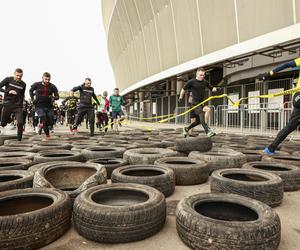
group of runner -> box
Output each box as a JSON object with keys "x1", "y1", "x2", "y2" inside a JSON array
[
  {"x1": 0, "y1": 57, "x2": 299, "y2": 156},
  {"x1": 0, "y1": 70, "x2": 124, "y2": 140}
]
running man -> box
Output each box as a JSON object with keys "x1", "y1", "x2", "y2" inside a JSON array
[
  {"x1": 71, "y1": 78, "x2": 100, "y2": 136},
  {"x1": 109, "y1": 88, "x2": 124, "y2": 131},
  {"x1": 258, "y1": 57, "x2": 300, "y2": 154},
  {"x1": 29, "y1": 72, "x2": 59, "y2": 137},
  {"x1": 0, "y1": 68, "x2": 26, "y2": 140},
  {"x1": 178, "y1": 67, "x2": 218, "y2": 138},
  {"x1": 188, "y1": 92, "x2": 212, "y2": 136},
  {"x1": 62, "y1": 91, "x2": 78, "y2": 131}
]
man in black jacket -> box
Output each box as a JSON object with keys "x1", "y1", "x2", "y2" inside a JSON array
[
  {"x1": 71, "y1": 78, "x2": 100, "y2": 136},
  {"x1": 0, "y1": 68, "x2": 26, "y2": 140},
  {"x1": 29, "y1": 72, "x2": 59, "y2": 137}
]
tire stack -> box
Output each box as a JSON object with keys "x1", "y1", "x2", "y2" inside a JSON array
[{"x1": 0, "y1": 129, "x2": 292, "y2": 249}]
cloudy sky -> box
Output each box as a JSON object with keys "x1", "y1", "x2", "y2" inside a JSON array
[{"x1": 0, "y1": 0, "x2": 115, "y2": 98}]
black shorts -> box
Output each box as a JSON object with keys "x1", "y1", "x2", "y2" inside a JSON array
[{"x1": 190, "y1": 104, "x2": 203, "y2": 119}]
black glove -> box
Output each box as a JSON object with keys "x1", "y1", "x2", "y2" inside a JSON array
[
  {"x1": 178, "y1": 98, "x2": 183, "y2": 104},
  {"x1": 257, "y1": 72, "x2": 270, "y2": 81}
]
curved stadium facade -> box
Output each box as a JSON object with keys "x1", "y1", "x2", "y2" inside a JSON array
[{"x1": 102, "y1": 0, "x2": 300, "y2": 132}]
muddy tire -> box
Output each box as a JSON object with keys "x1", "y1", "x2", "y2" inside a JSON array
[
  {"x1": 154, "y1": 157, "x2": 209, "y2": 185},
  {"x1": 0, "y1": 152, "x2": 35, "y2": 160},
  {"x1": 210, "y1": 168, "x2": 284, "y2": 207},
  {"x1": 33, "y1": 162, "x2": 107, "y2": 201},
  {"x1": 111, "y1": 165, "x2": 175, "y2": 197},
  {"x1": 243, "y1": 161, "x2": 300, "y2": 191},
  {"x1": 175, "y1": 136, "x2": 212, "y2": 153},
  {"x1": 87, "y1": 158, "x2": 128, "y2": 179},
  {"x1": 238, "y1": 150, "x2": 263, "y2": 162},
  {"x1": 176, "y1": 193, "x2": 281, "y2": 250},
  {"x1": 124, "y1": 148, "x2": 177, "y2": 164},
  {"x1": 33, "y1": 150, "x2": 84, "y2": 163},
  {"x1": 82, "y1": 146, "x2": 126, "y2": 160},
  {"x1": 0, "y1": 170, "x2": 34, "y2": 191},
  {"x1": 189, "y1": 148, "x2": 247, "y2": 173},
  {"x1": 262, "y1": 155, "x2": 300, "y2": 167},
  {"x1": 73, "y1": 183, "x2": 166, "y2": 243},
  {"x1": 32, "y1": 142, "x2": 72, "y2": 152},
  {"x1": 0, "y1": 188, "x2": 72, "y2": 249},
  {"x1": 0, "y1": 159, "x2": 33, "y2": 171}
]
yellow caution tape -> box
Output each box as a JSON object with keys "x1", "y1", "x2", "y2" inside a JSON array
[
  {"x1": 127, "y1": 113, "x2": 175, "y2": 120},
  {"x1": 158, "y1": 85, "x2": 300, "y2": 123}
]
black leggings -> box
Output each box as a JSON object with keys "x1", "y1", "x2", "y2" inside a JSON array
[
  {"x1": 67, "y1": 109, "x2": 77, "y2": 125},
  {"x1": 0, "y1": 105, "x2": 23, "y2": 141},
  {"x1": 73, "y1": 108, "x2": 95, "y2": 135},
  {"x1": 268, "y1": 107, "x2": 300, "y2": 152},
  {"x1": 96, "y1": 112, "x2": 109, "y2": 132},
  {"x1": 187, "y1": 105, "x2": 210, "y2": 134}
]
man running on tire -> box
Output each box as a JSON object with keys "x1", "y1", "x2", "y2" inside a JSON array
[
  {"x1": 71, "y1": 78, "x2": 100, "y2": 136},
  {"x1": 178, "y1": 67, "x2": 218, "y2": 138},
  {"x1": 258, "y1": 57, "x2": 300, "y2": 155},
  {"x1": 62, "y1": 91, "x2": 78, "y2": 132},
  {"x1": 0, "y1": 68, "x2": 26, "y2": 140},
  {"x1": 29, "y1": 72, "x2": 59, "y2": 138}
]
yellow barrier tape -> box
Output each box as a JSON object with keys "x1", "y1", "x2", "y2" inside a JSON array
[
  {"x1": 127, "y1": 113, "x2": 175, "y2": 120},
  {"x1": 158, "y1": 85, "x2": 300, "y2": 123}
]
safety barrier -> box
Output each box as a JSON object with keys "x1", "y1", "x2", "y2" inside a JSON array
[{"x1": 126, "y1": 102, "x2": 299, "y2": 136}]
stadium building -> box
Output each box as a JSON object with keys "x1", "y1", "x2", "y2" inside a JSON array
[{"x1": 102, "y1": 0, "x2": 300, "y2": 133}]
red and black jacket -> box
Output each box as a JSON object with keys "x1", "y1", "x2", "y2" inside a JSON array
[{"x1": 29, "y1": 81, "x2": 59, "y2": 108}]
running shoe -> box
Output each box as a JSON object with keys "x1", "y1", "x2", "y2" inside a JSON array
[
  {"x1": 207, "y1": 131, "x2": 216, "y2": 137},
  {"x1": 263, "y1": 147, "x2": 275, "y2": 155},
  {"x1": 183, "y1": 127, "x2": 189, "y2": 138}
]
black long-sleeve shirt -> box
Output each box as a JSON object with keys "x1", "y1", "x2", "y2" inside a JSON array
[
  {"x1": 29, "y1": 81, "x2": 59, "y2": 108},
  {"x1": 72, "y1": 85, "x2": 100, "y2": 108},
  {"x1": 183, "y1": 78, "x2": 213, "y2": 104},
  {"x1": 0, "y1": 77, "x2": 26, "y2": 107}
]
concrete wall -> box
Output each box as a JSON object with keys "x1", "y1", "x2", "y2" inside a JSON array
[{"x1": 102, "y1": 0, "x2": 299, "y2": 91}]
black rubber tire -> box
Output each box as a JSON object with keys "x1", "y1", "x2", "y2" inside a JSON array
[
  {"x1": 111, "y1": 165, "x2": 175, "y2": 197},
  {"x1": 154, "y1": 157, "x2": 209, "y2": 185},
  {"x1": 238, "y1": 149, "x2": 263, "y2": 162},
  {"x1": 33, "y1": 162, "x2": 107, "y2": 201},
  {"x1": 175, "y1": 136, "x2": 213, "y2": 153},
  {"x1": 189, "y1": 148, "x2": 247, "y2": 173},
  {"x1": 32, "y1": 142, "x2": 72, "y2": 152},
  {"x1": 33, "y1": 150, "x2": 84, "y2": 163},
  {"x1": 0, "y1": 188, "x2": 72, "y2": 249},
  {"x1": 210, "y1": 168, "x2": 284, "y2": 207},
  {"x1": 124, "y1": 148, "x2": 177, "y2": 164},
  {"x1": 0, "y1": 170, "x2": 34, "y2": 191},
  {"x1": 132, "y1": 140, "x2": 166, "y2": 148},
  {"x1": 0, "y1": 135, "x2": 17, "y2": 146},
  {"x1": 243, "y1": 161, "x2": 300, "y2": 191},
  {"x1": 28, "y1": 161, "x2": 82, "y2": 173},
  {"x1": 82, "y1": 146, "x2": 126, "y2": 160},
  {"x1": 87, "y1": 158, "x2": 128, "y2": 179},
  {"x1": 0, "y1": 158, "x2": 33, "y2": 170},
  {"x1": 0, "y1": 145, "x2": 36, "y2": 152},
  {"x1": 176, "y1": 193, "x2": 281, "y2": 250},
  {"x1": 262, "y1": 155, "x2": 300, "y2": 167},
  {"x1": 73, "y1": 183, "x2": 166, "y2": 243},
  {"x1": 0, "y1": 152, "x2": 35, "y2": 160}
]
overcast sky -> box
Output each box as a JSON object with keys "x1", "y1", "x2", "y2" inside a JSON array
[{"x1": 0, "y1": 0, "x2": 116, "y2": 98}]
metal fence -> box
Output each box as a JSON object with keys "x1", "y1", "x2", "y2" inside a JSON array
[{"x1": 125, "y1": 78, "x2": 299, "y2": 135}]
